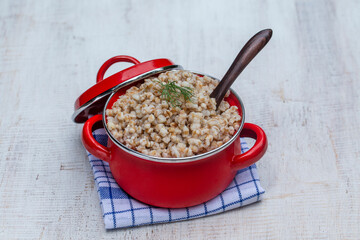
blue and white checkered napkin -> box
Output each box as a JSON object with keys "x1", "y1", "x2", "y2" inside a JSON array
[{"x1": 87, "y1": 128, "x2": 265, "y2": 229}]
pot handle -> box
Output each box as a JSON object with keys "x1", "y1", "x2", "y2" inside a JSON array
[
  {"x1": 231, "y1": 123, "x2": 267, "y2": 170},
  {"x1": 96, "y1": 55, "x2": 141, "y2": 83},
  {"x1": 82, "y1": 114, "x2": 111, "y2": 162}
]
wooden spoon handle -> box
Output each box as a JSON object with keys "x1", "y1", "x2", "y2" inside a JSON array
[{"x1": 210, "y1": 29, "x2": 272, "y2": 107}]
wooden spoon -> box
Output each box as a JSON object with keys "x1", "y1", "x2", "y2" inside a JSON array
[{"x1": 210, "y1": 29, "x2": 273, "y2": 108}]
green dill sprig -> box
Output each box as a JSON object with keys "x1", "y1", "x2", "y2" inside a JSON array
[{"x1": 155, "y1": 80, "x2": 194, "y2": 108}]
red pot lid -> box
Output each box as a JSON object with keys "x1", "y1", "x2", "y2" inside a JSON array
[{"x1": 72, "y1": 55, "x2": 182, "y2": 123}]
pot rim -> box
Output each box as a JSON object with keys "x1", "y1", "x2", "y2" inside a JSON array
[{"x1": 103, "y1": 70, "x2": 246, "y2": 163}]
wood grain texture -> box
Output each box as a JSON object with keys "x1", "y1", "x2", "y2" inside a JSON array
[{"x1": 0, "y1": 0, "x2": 359, "y2": 239}]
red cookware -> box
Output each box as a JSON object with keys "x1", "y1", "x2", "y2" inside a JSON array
[{"x1": 74, "y1": 55, "x2": 267, "y2": 208}]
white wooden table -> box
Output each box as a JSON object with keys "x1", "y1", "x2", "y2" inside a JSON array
[{"x1": 1, "y1": 0, "x2": 359, "y2": 239}]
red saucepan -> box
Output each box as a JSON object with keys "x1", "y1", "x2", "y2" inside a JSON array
[{"x1": 74, "y1": 55, "x2": 267, "y2": 208}]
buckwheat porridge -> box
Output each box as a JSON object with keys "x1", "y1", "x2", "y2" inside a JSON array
[{"x1": 105, "y1": 70, "x2": 241, "y2": 158}]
